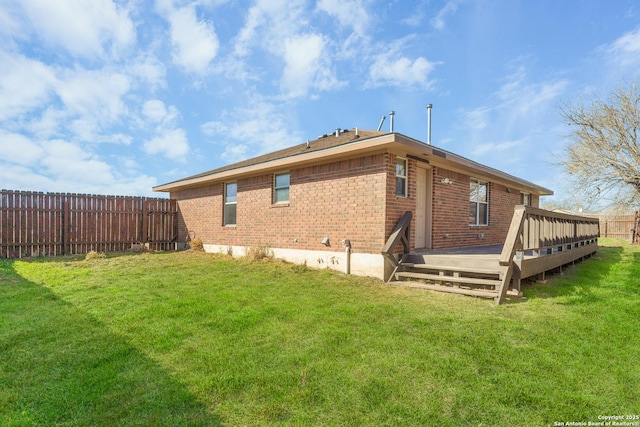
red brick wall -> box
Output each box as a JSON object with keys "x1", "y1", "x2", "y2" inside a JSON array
[
  {"x1": 384, "y1": 154, "x2": 417, "y2": 253},
  {"x1": 173, "y1": 184, "x2": 222, "y2": 244},
  {"x1": 431, "y1": 167, "x2": 472, "y2": 248},
  {"x1": 431, "y1": 166, "x2": 540, "y2": 249},
  {"x1": 172, "y1": 154, "x2": 541, "y2": 254},
  {"x1": 171, "y1": 153, "x2": 388, "y2": 254}
]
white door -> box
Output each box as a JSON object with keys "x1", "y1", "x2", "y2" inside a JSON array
[{"x1": 415, "y1": 166, "x2": 432, "y2": 249}]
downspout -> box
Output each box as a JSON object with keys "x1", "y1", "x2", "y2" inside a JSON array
[{"x1": 342, "y1": 239, "x2": 351, "y2": 274}]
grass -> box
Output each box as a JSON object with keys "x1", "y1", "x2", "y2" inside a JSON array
[{"x1": 1, "y1": 238, "x2": 639, "y2": 426}]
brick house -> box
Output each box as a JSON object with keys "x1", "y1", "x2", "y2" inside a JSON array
[{"x1": 154, "y1": 129, "x2": 552, "y2": 280}]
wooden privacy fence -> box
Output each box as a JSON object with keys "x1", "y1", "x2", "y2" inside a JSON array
[
  {"x1": 592, "y1": 213, "x2": 639, "y2": 242},
  {"x1": 0, "y1": 190, "x2": 178, "y2": 259}
]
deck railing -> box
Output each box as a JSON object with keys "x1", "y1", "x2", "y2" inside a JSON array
[
  {"x1": 496, "y1": 206, "x2": 600, "y2": 302},
  {"x1": 499, "y1": 206, "x2": 600, "y2": 264},
  {"x1": 381, "y1": 211, "x2": 412, "y2": 274}
]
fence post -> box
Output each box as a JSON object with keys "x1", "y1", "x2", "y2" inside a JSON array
[
  {"x1": 1, "y1": 190, "x2": 5, "y2": 258},
  {"x1": 62, "y1": 196, "x2": 70, "y2": 255},
  {"x1": 142, "y1": 199, "x2": 149, "y2": 245}
]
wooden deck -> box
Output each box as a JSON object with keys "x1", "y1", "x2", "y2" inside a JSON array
[{"x1": 382, "y1": 207, "x2": 600, "y2": 304}]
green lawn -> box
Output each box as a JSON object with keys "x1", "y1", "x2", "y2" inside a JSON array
[{"x1": 1, "y1": 239, "x2": 639, "y2": 426}]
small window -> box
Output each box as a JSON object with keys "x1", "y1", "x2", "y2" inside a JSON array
[
  {"x1": 224, "y1": 182, "x2": 237, "y2": 226},
  {"x1": 470, "y1": 179, "x2": 488, "y2": 226},
  {"x1": 395, "y1": 158, "x2": 407, "y2": 197},
  {"x1": 521, "y1": 193, "x2": 531, "y2": 206},
  {"x1": 274, "y1": 173, "x2": 290, "y2": 204}
]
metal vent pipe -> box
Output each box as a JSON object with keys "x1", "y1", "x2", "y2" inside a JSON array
[
  {"x1": 426, "y1": 104, "x2": 433, "y2": 145},
  {"x1": 389, "y1": 111, "x2": 395, "y2": 132}
]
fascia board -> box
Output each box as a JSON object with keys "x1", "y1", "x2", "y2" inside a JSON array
[{"x1": 153, "y1": 134, "x2": 396, "y2": 192}]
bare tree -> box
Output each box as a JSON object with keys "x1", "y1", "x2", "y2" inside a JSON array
[{"x1": 560, "y1": 82, "x2": 640, "y2": 210}]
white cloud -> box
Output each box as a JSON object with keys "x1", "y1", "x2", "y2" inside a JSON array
[
  {"x1": 228, "y1": 0, "x2": 356, "y2": 96},
  {"x1": 158, "y1": 1, "x2": 219, "y2": 74},
  {"x1": 464, "y1": 107, "x2": 491, "y2": 130},
  {"x1": 0, "y1": 163, "x2": 53, "y2": 192},
  {"x1": 142, "y1": 99, "x2": 178, "y2": 124},
  {"x1": 41, "y1": 140, "x2": 115, "y2": 183},
  {"x1": 367, "y1": 54, "x2": 436, "y2": 89},
  {"x1": 0, "y1": 131, "x2": 43, "y2": 165},
  {"x1": 317, "y1": 0, "x2": 370, "y2": 37},
  {"x1": 280, "y1": 34, "x2": 343, "y2": 97},
  {"x1": 127, "y1": 54, "x2": 167, "y2": 90},
  {"x1": 496, "y1": 66, "x2": 568, "y2": 116},
  {"x1": 26, "y1": 107, "x2": 66, "y2": 139},
  {"x1": 472, "y1": 139, "x2": 522, "y2": 157},
  {"x1": 0, "y1": 158, "x2": 158, "y2": 196},
  {"x1": 0, "y1": 51, "x2": 56, "y2": 121},
  {"x1": 201, "y1": 98, "x2": 304, "y2": 162},
  {"x1": 608, "y1": 27, "x2": 640, "y2": 59},
  {"x1": 220, "y1": 144, "x2": 250, "y2": 163},
  {"x1": 0, "y1": 4, "x2": 21, "y2": 39},
  {"x1": 140, "y1": 98, "x2": 186, "y2": 161},
  {"x1": 143, "y1": 128, "x2": 190, "y2": 160},
  {"x1": 431, "y1": 0, "x2": 462, "y2": 30},
  {"x1": 604, "y1": 27, "x2": 640, "y2": 76},
  {"x1": 233, "y1": 0, "x2": 306, "y2": 58},
  {"x1": 229, "y1": 0, "x2": 344, "y2": 96},
  {"x1": 55, "y1": 68, "x2": 131, "y2": 123},
  {"x1": 17, "y1": 0, "x2": 135, "y2": 58}
]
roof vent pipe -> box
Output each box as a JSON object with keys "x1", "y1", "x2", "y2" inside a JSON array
[
  {"x1": 389, "y1": 111, "x2": 395, "y2": 132},
  {"x1": 426, "y1": 104, "x2": 433, "y2": 145},
  {"x1": 335, "y1": 127, "x2": 341, "y2": 137},
  {"x1": 377, "y1": 115, "x2": 386, "y2": 131}
]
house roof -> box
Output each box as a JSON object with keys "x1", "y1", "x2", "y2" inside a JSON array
[{"x1": 153, "y1": 129, "x2": 553, "y2": 196}]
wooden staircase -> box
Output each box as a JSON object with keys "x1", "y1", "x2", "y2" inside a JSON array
[
  {"x1": 387, "y1": 254, "x2": 511, "y2": 301},
  {"x1": 382, "y1": 207, "x2": 599, "y2": 304},
  {"x1": 382, "y1": 210, "x2": 515, "y2": 305}
]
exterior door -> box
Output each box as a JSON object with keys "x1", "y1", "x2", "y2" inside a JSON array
[{"x1": 415, "y1": 166, "x2": 432, "y2": 249}]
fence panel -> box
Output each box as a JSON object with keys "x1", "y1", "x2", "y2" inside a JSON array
[
  {"x1": 0, "y1": 190, "x2": 178, "y2": 259},
  {"x1": 595, "y1": 214, "x2": 637, "y2": 240}
]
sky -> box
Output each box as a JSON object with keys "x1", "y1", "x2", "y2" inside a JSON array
[{"x1": 1, "y1": 0, "x2": 640, "y2": 204}]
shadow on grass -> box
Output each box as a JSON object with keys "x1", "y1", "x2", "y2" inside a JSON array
[
  {"x1": 9, "y1": 250, "x2": 152, "y2": 264},
  {"x1": 0, "y1": 260, "x2": 220, "y2": 426},
  {"x1": 521, "y1": 244, "x2": 624, "y2": 305}
]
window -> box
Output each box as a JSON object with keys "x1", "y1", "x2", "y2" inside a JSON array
[
  {"x1": 224, "y1": 182, "x2": 237, "y2": 226},
  {"x1": 470, "y1": 179, "x2": 488, "y2": 226},
  {"x1": 521, "y1": 192, "x2": 531, "y2": 206},
  {"x1": 395, "y1": 158, "x2": 407, "y2": 197},
  {"x1": 274, "y1": 173, "x2": 290, "y2": 204}
]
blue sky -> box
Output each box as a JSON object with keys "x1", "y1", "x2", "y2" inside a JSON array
[{"x1": 1, "y1": 0, "x2": 639, "y2": 202}]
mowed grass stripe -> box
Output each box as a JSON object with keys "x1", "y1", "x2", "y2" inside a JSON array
[{"x1": 1, "y1": 238, "x2": 639, "y2": 426}]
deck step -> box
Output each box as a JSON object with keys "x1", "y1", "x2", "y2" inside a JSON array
[
  {"x1": 399, "y1": 263, "x2": 501, "y2": 276},
  {"x1": 389, "y1": 281, "x2": 497, "y2": 298},
  {"x1": 395, "y1": 271, "x2": 501, "y2": 287}
]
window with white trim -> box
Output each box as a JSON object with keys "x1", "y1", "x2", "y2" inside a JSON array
[
  {"x1": 470, "y1": 179, "x2": 488, "y2": 226},
  {"x1": 273, "y1": 173, "x2": 290, "y2": 204},
  {"x1": 224, "y1": 182, "x2": 237, "y2": 226},
  {"x1": 521, "y1": 192, "x2": 531, "y2": 206},
  {"x1": 395, "y1": 157, "x2": 407, "y2": 197}
]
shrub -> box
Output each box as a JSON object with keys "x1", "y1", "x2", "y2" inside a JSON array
[
  {"x1": 85, "y1": 250, "x2": 106, "y2": 260},
  {"x1": 245, "y1": 244, "x2": 273, "y2": 261},
  {"x1": 190, "y1": 237, "x2": 204, "y2": 252}
]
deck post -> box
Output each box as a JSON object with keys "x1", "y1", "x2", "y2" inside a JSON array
[{"x1": 381, "y1": 211, "x2": 412, "y2": 283}]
